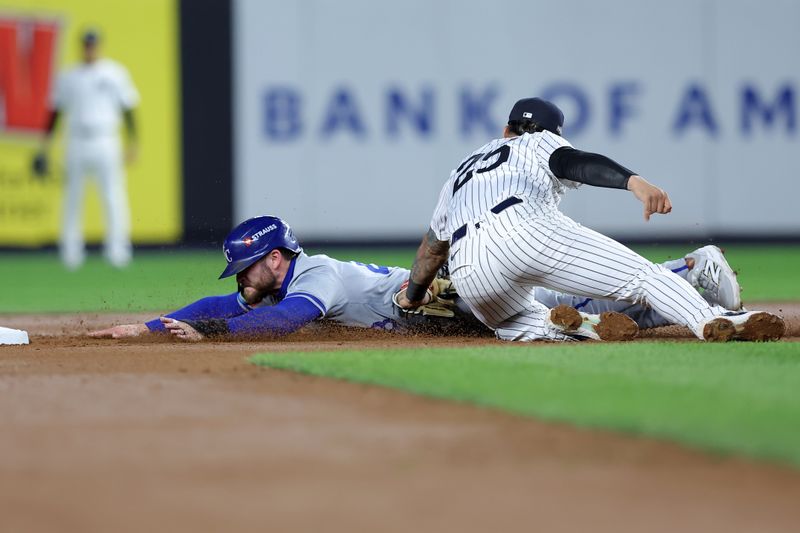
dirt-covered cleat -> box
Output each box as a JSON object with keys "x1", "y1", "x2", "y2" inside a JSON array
[
  {"x1": 595, "y1": 312, "x2": 640, "y2": 341},
  {"x1": 702, "y1": 311, "x2": 785, "y2": 342},
  {"x1": 687, "y1": 245, "x2": 742, "y2": 310},
  {"x1": 548, "y1": 304, "x2": 638, "y2": 341}
]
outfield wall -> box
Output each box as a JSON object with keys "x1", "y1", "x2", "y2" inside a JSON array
[
  {"x1": 2, "y1": 0, "x2": 797, "y2": 248},
  {"x1": 0, "y1": 0, "x2": 181, "y2": 246},
  {"x1": 233, "y1": 0, "x2": 800, "y2": 242}
]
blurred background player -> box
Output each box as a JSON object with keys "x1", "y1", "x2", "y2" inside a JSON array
[{"x1": 33, "y1": 28, "x2": 140, "y2": 269}]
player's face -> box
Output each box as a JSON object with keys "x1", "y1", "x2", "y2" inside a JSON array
[
  {"x1": 236, "y1": 257, "x2": 277, "y2": 305},
  {"x1": 82, "y1": 43, "x2": 99, "y2": 63}
]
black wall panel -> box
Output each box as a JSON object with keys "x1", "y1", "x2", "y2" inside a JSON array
[{"x1": 180, "y1": 0, "x2": 233, "y2": 244}]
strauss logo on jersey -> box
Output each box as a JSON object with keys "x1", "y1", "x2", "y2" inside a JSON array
[{"x1": 243, "y1": 224, "x2": 278, "y2": 247}]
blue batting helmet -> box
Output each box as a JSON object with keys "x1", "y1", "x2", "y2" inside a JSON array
[{"x1": 218, "y1": 216, "x2": 302, "y2": 279}]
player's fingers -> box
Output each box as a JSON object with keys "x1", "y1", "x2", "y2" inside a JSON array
[
  {"x1": 88, "y1": 328, "x2": 111, "y2": 338},
  {"x1": 657, "y1": 190, "x2": 669, "y2": 213},
  {"x1": 654, "y1": 195, "x2": 665, "y2": 215},
  {"x1": 172, "y1": 328, "x2": 193, "y2": 341},
  {"x1": 663, "y1": 193, "x2": 673, "y2": 213},
  {"x1": 161, "y1": 317, "x2": 183, "y2": 331},
  {"x1": 644, "y1": 196, "x2": 655, "y2": 221}
]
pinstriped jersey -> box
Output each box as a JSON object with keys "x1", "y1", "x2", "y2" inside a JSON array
[
  {"x1": 430, "y1": 131, "x2": 578, "y2": 241},
  {"x1": 51, "y1": 59, "x2": 139, "y2": 138}
]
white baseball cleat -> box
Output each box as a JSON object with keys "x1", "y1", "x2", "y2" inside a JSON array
[
  {"x1": 687, "y1": 245, "x2": 742, "y2": 310},
  {"x1": 548, "y1": 305, "x2": 638, "y2": 341},
  {"x1": 701, "y1": 311, "x2": 785, "y2": 342}
]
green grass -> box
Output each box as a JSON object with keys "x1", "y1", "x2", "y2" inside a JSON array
[
  {"x1": 633, "y1": 245, "x2": 800, "y2": 301},
  {"x1": 0, "y1": 244, "x2": 798, "y2": 312},
  {"x1": 3, "y1": 244, "x2": 798, "y2": 465},
  {"x1": 251, "y1": 342, "x2": 800, "y2": 466}
]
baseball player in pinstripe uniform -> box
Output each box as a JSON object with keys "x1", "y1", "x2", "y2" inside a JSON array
[
  {"x1": 88, "y1": 215, "x2": 749, "y2": 342},
  {"x1": 394, "y1": 97, "x2": 785, "y2": 342},
  {"x1": 35, "y1": 29, "x2": 139, "y2": 269}
]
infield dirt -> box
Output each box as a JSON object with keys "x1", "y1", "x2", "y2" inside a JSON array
[{"x1": 1, "y1": 304, "x2": 799, "y2": 533}]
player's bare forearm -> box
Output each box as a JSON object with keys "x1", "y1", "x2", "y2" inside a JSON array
[
  {"x1": 123, "y1": 108, "x2": 137, "y2": 142},
  {"x1": 406, "y1": 228, "x2": 450, "y2": 304},
  {"x1": 39, "y1": 109, "x2": 60, "y2": 150},
  {"x1": 88, "y1": 323, "x2": 149, "y2": 338}
]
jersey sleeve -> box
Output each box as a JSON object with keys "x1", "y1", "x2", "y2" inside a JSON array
[
  {"x1": 50, "y1": 72, "x2": 67, "y2": 109},
  {"x1": 224, "y1": 297, "x2": 322, "y2": 337},
  {"x1": 429, "y1": 177, "x2": 454, "y2": 241},
  {"x1": 535, "y1": 131, "x2": 581, "y2": 189},
  {"x1": 114, "y1": 64, "x2": 140, "y2": 109},
  {"x1": 145, "y1": 291, "x2": 249, "y2": 331},
  {"x1": 283, "y1": 264, "x2": 346, "y2": 317}
]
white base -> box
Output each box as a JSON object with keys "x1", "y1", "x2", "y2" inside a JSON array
[{"x1": 0, "y1": 326, "x2": 29, "y2": 345}]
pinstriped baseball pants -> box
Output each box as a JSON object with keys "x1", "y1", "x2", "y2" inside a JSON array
[
  {"x1": 61, "y1": 137, "x2": 132, "y2": 269},
  {"x1": 448, "y1": 208, "x2": 723, "y2": 341}
]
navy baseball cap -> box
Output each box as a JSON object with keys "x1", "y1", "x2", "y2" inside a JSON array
[
  {"x1": 81, "y1": 28, "x2": 100, "y2": 45},
  {"x1": 508, "y1": 97, "x2": 564, "y2": 135}
]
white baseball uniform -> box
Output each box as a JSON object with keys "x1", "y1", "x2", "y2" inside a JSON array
[
  {"x1": 430, "y1": 131, "x2": 725, "y2": 341},
  {"x1": 51, "y1": 58, "x2": 139, "y2": 268}
]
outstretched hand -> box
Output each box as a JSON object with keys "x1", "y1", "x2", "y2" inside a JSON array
[
  {"x1": 627, "y1": 175, "x2": 672, "y2": 221},
  {"x1": 88, "y1": 323, "x2": 149, "y2": 338},
  {"x1": 160, "y1": 317, "x2": 204, "y2": 342}
]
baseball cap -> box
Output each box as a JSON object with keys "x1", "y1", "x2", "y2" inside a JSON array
[
  {"x1": 508, "y1": 97, "x2": 564, "y2": 135},
  {"x1": 81, "y1": 28, "x2": 100, "y2": 45}
]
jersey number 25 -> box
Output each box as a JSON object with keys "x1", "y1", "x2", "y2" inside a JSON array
[{"x1": 452, "y1": 144, "x2": 511, "y2": 195}]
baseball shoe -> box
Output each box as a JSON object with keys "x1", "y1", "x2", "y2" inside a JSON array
[
  {"x1": 687, "y1": 245, "x2": 742, "y2": 310},
  {"x1": 548, "y1": 304, "x2": 638, "y2": 341},
  {"x1": 702, "y1": 311, "x2": 785, "y2": 342}
]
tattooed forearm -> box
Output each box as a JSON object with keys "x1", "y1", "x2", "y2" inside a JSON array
[{"x1": 406, "y1": 229, "x2": 450, "y2": 303}]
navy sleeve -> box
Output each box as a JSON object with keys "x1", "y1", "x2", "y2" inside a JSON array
[
  {"x1": 225, "y1": 297, "x2": 322, "y2": 337},
  {"x1": 548, "y1": 146, "x2": 635, "y2": 190},
  {"x1": 146, "y1": 292, "x2": 249, "y2": 332}
]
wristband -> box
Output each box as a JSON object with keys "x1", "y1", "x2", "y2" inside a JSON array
[{"x1": 405, "y1": 280, "x2": 428, "y2": 303}]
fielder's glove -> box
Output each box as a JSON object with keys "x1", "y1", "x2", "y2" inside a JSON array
[
  {"x1": 31, "y1": 151, "x2": 49, "y2": 180},
  {"x1": 392, "y1": 278, "x2": 457, "y2": 319}
]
